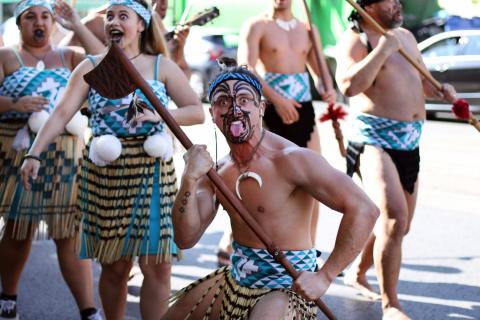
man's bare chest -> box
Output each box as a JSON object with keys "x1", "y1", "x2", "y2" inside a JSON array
[
  {"x1": 218, "y1": 164, "x2": 290, "y2": 216},
  {"x1": 260, "y1": 29, "x2": 310, "y2": 56}
]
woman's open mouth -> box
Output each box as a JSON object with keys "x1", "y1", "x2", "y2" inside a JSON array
[
  {"x1": 109, "y1": 30, "x2": 124, "y2": 43},
  {"x1": 33, "y1": 29, "x2": 45, "y2": 41}
]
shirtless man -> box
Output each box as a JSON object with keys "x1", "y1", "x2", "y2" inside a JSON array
[
  {"x1": 163, "y1": 60, "x2": 379, "y2": 319},
  {"x1": 59, "y1": 0, "x2": 191, "y2": 76},
  {"x1": 335, "y1": 0, "x2": 457, "y2": 318},
  {"x1": 237, "y1": 0, "x2": 336, "y2": 248}
]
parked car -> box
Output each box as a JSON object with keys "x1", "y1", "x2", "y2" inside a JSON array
[
  {"x1": 419, "y1": 30, "x2": 480, "y2": 119},
  {"x1": 184, "y1": 27, "x2": 238, "y2": 101}
]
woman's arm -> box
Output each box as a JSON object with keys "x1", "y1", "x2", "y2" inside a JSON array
[
  {"x1": 54, "y1": 0, "x2": 105, "y2": 55},
  {"x1": 162, "y1": 59, "x2": 205, "y2": 126},
  {"x1": 20, "y1": 60, "x2": 93, "y2": 189}
]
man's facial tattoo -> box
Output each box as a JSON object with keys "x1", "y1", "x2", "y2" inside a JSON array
[{"x1": 214, "y1": 81, "x2": 258, "y2": 144}]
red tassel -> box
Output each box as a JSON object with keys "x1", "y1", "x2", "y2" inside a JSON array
[
  {"x1": 452, "y1": 99, "x2": 470, "y2": 120},
  {"x1": 320, "y1": 103, "x2": 348, "y2": 122}
]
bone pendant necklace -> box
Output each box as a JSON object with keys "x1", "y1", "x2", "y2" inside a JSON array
[
  {"x1": 231, "y1": 129, "x2": 266, "y2": 200},
  {"x1": 22, "y1": 45, "x2": 51, "y2": 71},
  {"x1": 35, "y1": 60, "x2": 45, "y2": 71},
  {"x1": 276, "y1": 18, "x2": 298, "y2": 31}
]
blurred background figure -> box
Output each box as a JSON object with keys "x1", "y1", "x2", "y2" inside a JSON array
[{"x1": 0, "y1": 1, "x2": 103, "y2": 319}]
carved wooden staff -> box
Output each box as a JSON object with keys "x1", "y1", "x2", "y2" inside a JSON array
[
  {"x1": 83, "y1": 43, "x2": 336, "y2": 320},
  {"x1": 300, "y1": 0, "x2": 348, "y2": 156},
  {"x1": 320, "y1": 103, "x2": 348, "y2": 157},
  {"x1": 345, "y1": 0, "x2": 480, "y2": 132}
]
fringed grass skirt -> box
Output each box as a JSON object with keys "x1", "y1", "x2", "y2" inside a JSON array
[
  {"x1": 169, "y1": 267, "x2": 317, "y2": 319},
  {"x1": 78, "y1": 136, "x2": 179, "y2": 264},
  {"x1": 0, "y1": 120, "x2": 83, "y2": 240}
]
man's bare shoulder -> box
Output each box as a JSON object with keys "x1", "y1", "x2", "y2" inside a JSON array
[
  {"x1": 266, "y1": 131, "x2": 309, "y2": 163},
  {"x1": 336, "y1": 28, "x2": 367, "y2": 59},
  {"x1": 243, "y1": 13, "x2": 274, "y2": 31},
  {"x1": 338, "y1": 28, "x2": 362, "y2": 43},
  {"x1": 396, "y1": 27, "x2": 419, "y2": 44}
]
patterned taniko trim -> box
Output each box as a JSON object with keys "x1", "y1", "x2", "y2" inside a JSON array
[
  {"x1": 108, "y1": 0, "x2": 152, "y2": 26},
  {"x1": 230, "y1": 241, "x2": 316, "y2": 289},
  {"x1": 264, "y1": 72, "x2": 312, "y2": 102},
  {"x1": 348, "y1": 112, "x2": 424, "y2": 151}
]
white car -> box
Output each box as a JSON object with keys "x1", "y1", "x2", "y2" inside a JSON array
[{"x1": 419, "y1": 30, "x2": 480, "y2": 119}]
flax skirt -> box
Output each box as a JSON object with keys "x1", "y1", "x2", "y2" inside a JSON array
[
  {"x1": 0, "y1": 120, "x2": 83, "y2": 240},
  {"x1": 169, "y1": 267, "x2": 317, "y2": 319},
  {"x1": 78, "y1": 136, "x2": 179, "y2": 264}
]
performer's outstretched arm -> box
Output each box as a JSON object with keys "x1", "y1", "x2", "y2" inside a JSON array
[
  {"x1": 286, "y1": 149, "x2": 379, "y2": 300},
  {"x1": 54, "y1": 0, "x2": 105, "y2": 54}
]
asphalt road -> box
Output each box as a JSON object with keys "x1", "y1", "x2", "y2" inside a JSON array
[{"x1": 5, "y1": 103, "x2": 480, "y2": 319}]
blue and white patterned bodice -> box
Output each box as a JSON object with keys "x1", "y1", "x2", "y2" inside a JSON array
[
  {"x1": 0, "y1": 66, "x2": 70, "y2": 120},
  {"x1": 87, "y1": 82, "x2": 168, "y2": 137},
  {"x1": 86, "y1": 54, "x2": 169, "y2": 137}
]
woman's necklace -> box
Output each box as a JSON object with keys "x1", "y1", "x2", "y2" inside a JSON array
[
  {"x1": 129, "y1": 52, "x2": 142, "y2": 60},
  {"x1": 22, "y1": 45, "x2": 51, "y2": 71},
  {"x1": 230, "y1": 129, "x2": 266, "y2": 200}
]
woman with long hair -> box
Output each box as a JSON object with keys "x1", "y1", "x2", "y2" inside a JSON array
[
  {"x1": 21, "y1": 0, "x2": 204, "y2": 318},
  {"x1": 0, "y1": 1, "x2": 103, "y2": 319}
]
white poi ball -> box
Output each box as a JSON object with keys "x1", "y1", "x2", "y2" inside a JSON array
[
  {"x1": 28, "y1": 110, "x2": 50, "y2": 133},
  {"x1": 94, "y1": 134, "x2": 122, "y2": 162},
  {"x1": 143, "y1": 133, "x2": 173, "y2": 159},
  {"x1": 65, "y1": 112, "x2": 88, "y2": 137}
]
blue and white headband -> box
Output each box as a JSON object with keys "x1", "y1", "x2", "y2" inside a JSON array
[
  {"x1": 108, "y1": 0, "x2": 152, "y2": 26},
  {"x1": 14, "y1": 0, "x2": 54, "y2": 20},
  {"x1": 208, "y1": 72, "x2": 263, "y2": 102}
]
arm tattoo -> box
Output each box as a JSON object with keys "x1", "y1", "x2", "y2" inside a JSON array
[{"x1": 178, "y1": 191, "x2": 191, "y2": 213}]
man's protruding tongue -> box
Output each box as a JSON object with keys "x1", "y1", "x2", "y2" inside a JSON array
[{"x1": 230, "y1": 121, "x2": 245, "y2": 138}]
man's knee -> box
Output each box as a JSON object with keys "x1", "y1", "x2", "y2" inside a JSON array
[
  {"x1": 404, "y1": 223, "x2": 412, "y2": 236},
  {"x1": 381, "y1": 215, "x2": 408, "y2": 240},
  {"x1": 250, "y1": 291, "x2": 290, "y2": 320}
]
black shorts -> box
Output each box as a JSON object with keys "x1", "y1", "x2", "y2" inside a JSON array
[
  {"x1": 263, "y1": 100, "x2": 315, "y2": 148},
  {"x1": 346, "y1": 142, "x2": 420, "y2": 194}
]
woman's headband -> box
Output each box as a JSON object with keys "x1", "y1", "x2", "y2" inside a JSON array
[
  {"x1": 14, "y1": 0, "x2": 54, "y2": 20},
  {"x1": 107, "y1": 0, "x2": 151, "y2": 26}
]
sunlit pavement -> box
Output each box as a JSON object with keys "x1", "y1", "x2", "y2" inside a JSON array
[{"x1": 9, "y1": 102, "x2": 480, "y2": 319}]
